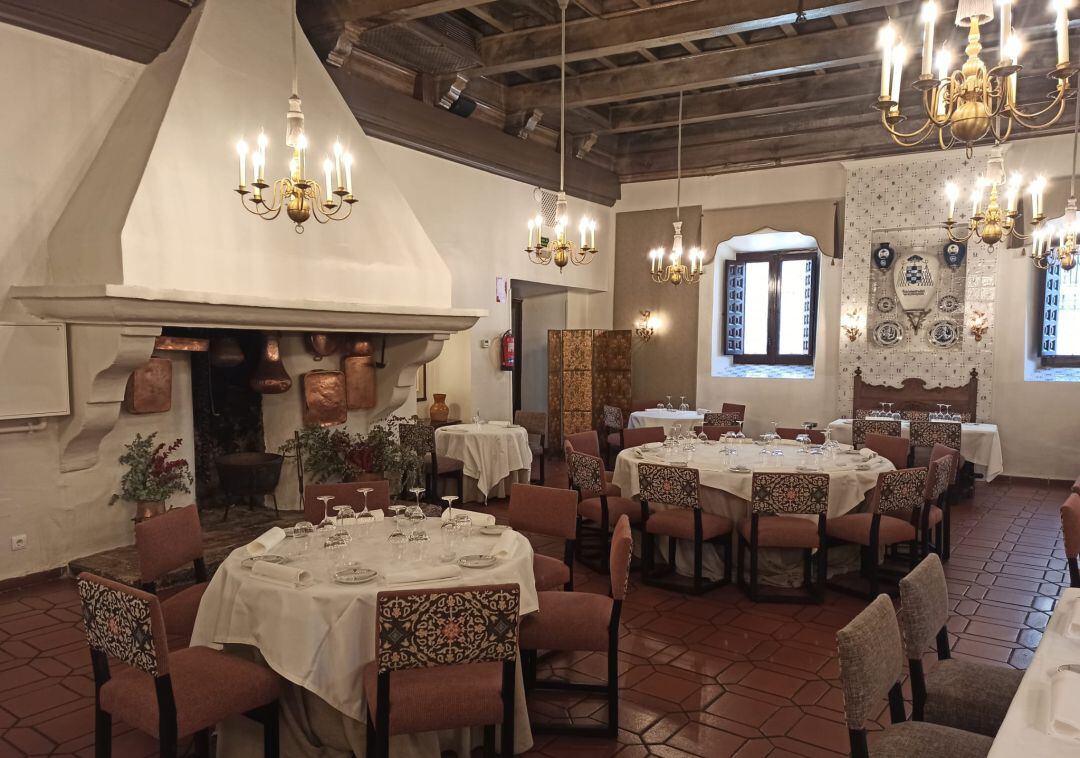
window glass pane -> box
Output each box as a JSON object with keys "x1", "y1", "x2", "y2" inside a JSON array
[
  {"x1": 742, "y1": 261, "x2": 769, "y2": 354},
  {"x1": 1059, "y1": 266, "x2": 1080, "y2": 355},
  {"x1": 778, "y1": 258, "x2": 812, "y2": 355}
]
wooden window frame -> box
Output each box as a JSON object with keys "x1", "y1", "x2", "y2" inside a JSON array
[
  {"x1": 1040, "y1": 264, "x2": 1080, "y2": 367},
  {"x1": 722, "y1": 250, "x2": 819, "y2": 366}
]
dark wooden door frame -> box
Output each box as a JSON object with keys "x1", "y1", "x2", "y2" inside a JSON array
[{"x1": 511, "y1": 297, "x2": 523, "y2": 416}]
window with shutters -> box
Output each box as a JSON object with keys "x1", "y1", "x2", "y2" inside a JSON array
[
  {"x1": 1041, "y1": 264, "x2": 1080, "y2": 367},
  {"x1": 722, "y1": 250, "x2": 819, "y2": 366}
]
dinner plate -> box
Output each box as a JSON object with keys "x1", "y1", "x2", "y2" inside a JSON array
[
  {"x1": 727, "y1": 465, "x2": 751, "y2": 473},
  {"x1": 796, "y1": 465, "x2": 819, "y2": 472},
  {"x1": 480, "y1": 525, "x2": 511, "y2": 536},
  {"x1": 332, "y1": 566, "x2": 378, "y2": 584},
  {"x1": 842, "y1": 450, "x2": 862, "y2": 456},
  {"x1": 642, "y1": 442, "x2": 662, "y2": 450},
  {"x1": 459, "y1": 554, "x2": 497, "y2": 569},
  {"x1": 241, "y1": 554, "x2": 289, "y2": 570}
]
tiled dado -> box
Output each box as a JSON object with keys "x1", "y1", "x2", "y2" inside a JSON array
[{"x1": 0, "y1": 475, "x2": 1070, "y2": 757}]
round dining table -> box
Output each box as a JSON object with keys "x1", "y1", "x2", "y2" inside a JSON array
[
  {"x1": 435, "y1": 422, "x2": 532, "y2": 503},
  {"x1": 628, "y1": 409, "x2": 705, "y2": 435},
  {"x1": 190, "y1": 517, "x2": 539, "y2": 758},
  {"x1": 611, "y1": 439, "x2": 894, "y2": 586}
]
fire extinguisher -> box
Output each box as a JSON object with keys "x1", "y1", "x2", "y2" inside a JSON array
[{"x1": 500, "y1": 330, "x2": 515, "y2": 371}]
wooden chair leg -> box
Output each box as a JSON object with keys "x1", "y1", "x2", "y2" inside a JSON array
[
  {"x1": 539, "y1": 454, "x2": 545, "y2": 486},
  {"x1": 262, "y1": 703, "x2": 279, "y2": 758},
  {"x1": 943, "y1": 506, "x2": 952, "y2": 560},
  {"x1": 365, "y1": 710, "x2": 376, "y2": 758},
  {"x1": 736, "y1": 535, "x2": 745, "y2": 590},
  {"x1": 95, "y1": 707, "x2": 111, "y2": 758},
  {"x1": 194, "y1": 730, "x2": 210, "y2": 758},
  {"x1": 642, "y1": 530, "x2": 654, "y2": 580},
  {"x1": 159, "y1": 738, "x2": 178, "y2": 758},
  {"x1": 749, "y1": 542, "x2": 759, "y2": 602},
  {"x1": 607, "y1": 641, "x2": 619, "y2": 738},
  {"x1": 693, "y1": 535, "x2": 704, "y2": 594},
  {"x1": 483, "y1": 725, "x2": 496, "y2": 758}
]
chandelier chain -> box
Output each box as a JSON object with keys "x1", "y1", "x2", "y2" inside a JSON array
[
  {"x1": 676, "y1": 90, "x2": 682, "y2": 221},
  {"x1": 291, "y1": 0, "x2": 298, "y2": 97},
  {"x1": 1071, "y1": 89, "x2": 1079, "y2": 199},
  {"x1": 559, "y1": 0, "x2": 566, "y2": 194}
]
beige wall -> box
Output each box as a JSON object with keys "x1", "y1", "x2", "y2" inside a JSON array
[{"x1": 520, "y1": 292, "x2": 567, "y2": 413}]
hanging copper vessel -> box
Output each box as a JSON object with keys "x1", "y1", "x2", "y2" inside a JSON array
[
  {"x1": 123, "y1": 357, "x2": 173, "y2": 414},
  {"x1": 306, "y1": 333, "x2": 342, "y2": 361},
  {"x1": 345, "y1": 335, "x2": 374, "y2": 357},
  {"x1": 303, "y1": 370, "x2": 347, "y2": 426},
  {"x1": 250, "y1": 332, "x2": 292, "y2": 394},
  {"x1": 209, "y1": 336, "x2": 245, "y2": 368}
]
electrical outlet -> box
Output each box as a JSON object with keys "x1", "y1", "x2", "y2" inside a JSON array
[
  {"x1": 11, "y1": 534, "x2": 27, "y2": 551},
  {"x1": 480, "y1": 338, "x2": 491, "y2": 349}
]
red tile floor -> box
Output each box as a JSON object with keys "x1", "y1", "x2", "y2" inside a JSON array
[{"x1": 0, "y1": 476, "x2": 1071, "y2": 757}]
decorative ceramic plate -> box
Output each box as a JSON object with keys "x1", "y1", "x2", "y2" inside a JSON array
[
  {"x1": 241, "y1": 554, "x2": 290, "y2": 570},
  {"x1": 928, "y1": 320, "x2": 960, "y2": 348},
  {"x1": 333, "y1": 566, "x2": 378, "y2": 584},
  {"x1": 938, "y1": 294, "x2": 960, "y2": 313},
  {"x1": 873, "y1": 320, "x2": 904, "y2": 347},
  {"x1": 459, "y1": 554, "x2": 497, "y2": 569},
  {"x1": 480, "y1": 525, "x2": 510, "y2": 536},
  {"x1": 875, "y1": 296, "x2": 895, "y2": 313}
]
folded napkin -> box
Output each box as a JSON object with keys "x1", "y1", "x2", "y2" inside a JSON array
[
  {"x1": 383, "y1": 564, "x2": 462, "y2": 586},
  {"x1": 859, "y1": 449, "x2": 878, "y2": 459},
  {"x1": 696, "y1": 408, "x2": 711, "y2": 414},
  {"x1": 489, "y1": 420, "x2": 512, "y2": 427},
  {"x1": 441, "y1": 508, "x2": 497, "y2": 527},
  {"x1": 246, "y1": 527, "x2": 286, "y2": 556},
  {"x1": 1049, "y1": 669, "x2": 1080, "y2": 740},
  {"x1": 490, "y1": 530, "x2": 519, "y2": 560},
  {"x1": 251, "y1": 560, "x2": 313, "y2": 588}
]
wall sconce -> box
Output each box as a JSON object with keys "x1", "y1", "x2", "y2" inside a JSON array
[
  {"x1": 969, "y1": 311, "x2": 989, "y2": 342},
  {"x1": 636, "y1": 310, "x2": 657, "y2": 342},
  {"x1": 841, "y1": 309, "x2": 863, "y2": 342}
]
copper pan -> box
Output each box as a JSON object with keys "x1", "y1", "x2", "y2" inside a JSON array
[{"x1": 250, "y1": 332, "x2": 292, "y2": 394}]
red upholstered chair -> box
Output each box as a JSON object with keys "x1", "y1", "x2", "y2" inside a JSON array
[
  {"x1": 901, "y1": 410, "x2": 930, "y2": 421},
  {"x1": 1062, "y1": 493, "x2": 1080, "y2": 588},
  {"x1": 852, "y1": 419, "x2": 901, "y2": 449},
  {"x1": 514, "y1": 410, "x2": 548, "y2": 485},
  {"x1": 364, "y1": 585, "x2": 520, "y2": 758},
  {"x1": 563, "y1": 431, "x2": 620, "y2": 496},
  {"x1": 928, "y1": 444, "x2": 960, "y2": 558},
  {"x1": 509, "y1": 483, "x2": 577, "y2": 591},
  {"x1": 602, "y1": 405, "x2": 626, "y2": 467},
  {"x1": 865, "y1": 433, "x2": 910, "y2": 469},
  {"x1": 619, "y1": 425, "x2": 665, "y2": 449},
  {"x1": 639, "y1": 463, "x2": 732, "y2": 594},
  {"x1": 704, "y1": 411, "x2": 741, "y2": 427},
  {"x1": 737, "y1": 472, "x2": 830, "y2": 603},
  {"x1": 303, "y1": 480, "x2": 391, "y2": 524},
  {"x1": 567, "y1": 450, "x2": 640, "y2": 574},
  {"x1": 826, "y1": 467, "x2": 927, "y2": 599},
  {"x1": 776, "y1": 427, "x2": 826, "y2": 444},
  {"x1": 399, "y1": 422, "x2": 463, "y2": 502},
  {"x1": 134, "y1": 505, "x2": 208, "y2": 650},
  {"x1": 521, "y1": 515, "x2": 633, "y2": 738},
  {"x1": 77, "y1": 573, "x2": 281, "y2": 758},
  {"x1": 1073, "y1": 475, "x2": 1080, "y2": 495},
  {"x1": 918, "y1": 455, "x2": 952, "y2": 559},
  {"x1": 721, "y1": 402, "x2": 746, "y2": 421}
]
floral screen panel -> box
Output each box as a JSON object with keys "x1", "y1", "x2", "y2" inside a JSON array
[{"x1": 548, "y1": 329, "x2": 632, "y2": 451}]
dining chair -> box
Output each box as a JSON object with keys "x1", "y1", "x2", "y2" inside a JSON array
[
  {"x1": 861, "y1": 433, "x2": 908, "y2": 470},
  {"x1": 77, "y1": 573, "x2": 282, "y2": 758},
  {"x1": 602, "y1": 405, "x2": 626, "y2": 468},
  {"x1": 927, "y1": 445, "x2": 960, "y2": 558},
  {"x1": 1062, "y1": 493, "x2": 1080, "y2": 588},
  {"x1": 836, "y1": 594, "x2": 993, "y2": 758},
  {"x1": 520, "y1": 515, "x2": 633, "y2": 738},
  {"x1": 1072, "y1": 475, "x2": 1080, "y2": 495},
  {"x1": 737, "y1": 472, "x2": 830, "y2": 604},
  {"x1": 303, "y1": 480, "x2": 391, "y2": 524},
  {"x1": 776, "y1": 427, "x2": 826, "y2": 444},
  {"x1": 365, "y1": 585, "x2": 520, "y2": 758},
  {"x1": 826, "y1": 468, "x2": 927, "y2": 599},
  {"x1": 721, "y1": 402, "x2": 746, "y2": 421},
  {"x1": 399, "y1": 422, "x2": 464, "y2": 502},
  {"x1": 134, "y1": 505, "x2": 208, "y2": 650},
  {"x1": 563, "y1": 431, "x2": 620, "y2": 496},
  {"x1": 901, "y1": 410, "x2": 930, "y2": 421},
  {"x1": 567, "y1": 450, "x2": 640, "y2": 574},
  {"x1": 704, "y1": 411, "x2": 741, "y2": 427},
  {"x1": 898, "y1": 555, "x2": 1023, "y2": 737},
  {"x1": 638, "y1": 463, "x2": 732, "y2": 594},
  {"x1": 699, "y1": 425, "x2": 740, "y2": 440},
  {"x1": 509, "y1": 483, "x2": 577, "y2": 591},
  {"x1": 931, "y1": 441, "x2": 962, "y2": 504},
  {"x1": 620, "y1": 425, "x2": 666, "y2": 448},
  {"x1": 910, "y1": 421, "x2": 971, "y2": 498},
  {"x1": 514, "y1": 410, "x2": 548, "y2": 485},
  {"x1": 852, "y1": 419, "x2": 901, "y2": 449}
]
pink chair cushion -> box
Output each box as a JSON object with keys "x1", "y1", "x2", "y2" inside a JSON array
[
  {"x1": 1073, "y1": 476, "x2": 1080, "y2": 496},
  {"x1": 519, "y1": 590, "x2": 613, "y2": 652},
  {"x1": 645, "y1": 509, "x2": 732, "y2": 540},
  {"x1": 580, "y1": 496, "x2": 641, "y2": 525},
  {"x1": 135, "y1": 505, "x2": 203, "y2": 584},
  {"x1": 1062, "y1": 494, "x2": 1080, "y2": 558},
  {"x1": 159, "y1": 582, "x2": 208, "y2": 649},
  {"x1": 565, "y1": 430, "x2": 602, "y2": 459},
  {"x1": 826, "y1": 513, "x2": 917, "y2": 546},
  {"x1": 99, "y1": 646, "x2": 281, "y2": 738},
  {"x1": 620, "y1": 427, "x2": 666, "y2": 448},
  {"x1": 533, "y1": 554, "x2": 571, "y2": 591},
  {"x1": 928, "y1": 505, "x2": 943, "y2": 527},
  {"x1": 738, "y1": 516, "x2": 820, "y2": 549},
  {"x1": 509, "y1": 483, "x2": 578, "y2": 540},
  {"x1": 363, "y1": 660, "x2": 505, "y2": 735},
  {"x1": 865, "y1": 433, "x2": 910, "y2": 470},
  {"x1": 610, "y1": 515, "x2": 633, "y2": 600}
]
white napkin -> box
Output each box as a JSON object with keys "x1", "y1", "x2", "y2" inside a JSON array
[
  {"x1": 383, "y1": 564, "x2": 462, "y2": 586},
  {"x1": 859, "y1": 448, "x2": 878, "y2": 459},
  {"x1": 490, "y1": 530, "x2": 519, "y2": 560},
  {"x1": 251, "y1": 560, "x2": 313, "y2": 588},
  {"x1": 1049, "y1": 670, "x2": 1080, "y2": 740},
  {"x1": 441, "y1": 508, "x2": 496, "y2": 527},
  {"x1": 246, "y1": 527, "x2": 286, "y2": 556},
  {"x1": 696, "y1": 408, "x2": 711, "y2": 414},
  {"x1": 490, "y1": 420, "x2": 512, "y2": 427}
]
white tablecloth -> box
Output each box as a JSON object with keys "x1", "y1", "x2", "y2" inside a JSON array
[
  {"x1": 190, "y1": 519, "x2": 538, "y2": 757},
  {"x1": 436, "y1": 423, "x2": 532, "y2": 502},
  {"x1": 825, "y1": 418, "x2": 1004, "y2": 481},
  {"x1": 989, "y1": 589, "x2": 1080, "y2": 757},
  {"x1": 628, "y1": 409, "x2": 705, "y2": 435}
]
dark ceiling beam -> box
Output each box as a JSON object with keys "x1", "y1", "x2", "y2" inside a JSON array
[
  {"x1": 476, "y1": 0, "x2": 894, "y2": 75},
  {"x1": 328, "y1": 68, "x2": 621, "y2": 205},
  {"x1": 300, "y1": 0, "x2": 487, "y2": 28}
]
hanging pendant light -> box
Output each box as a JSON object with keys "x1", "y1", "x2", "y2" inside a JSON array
[
  {"x1": 648, "y1": 91, "x2": 704, "y2": 286},
  {"x1": 524, "y1": 0, "x2": 598, "y2": 270},
  {"x1": 1032, "y1": 90, "x2": 1080, "y2": 272}
]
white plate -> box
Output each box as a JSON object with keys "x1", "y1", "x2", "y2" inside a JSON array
[
  {"x1": 333, "y1": 566, "x2": 378, "y2": 584},
  {"x1": 480, "y1": 525, "x2": 510, "y2": 536},
  {"x1": 241, "y1": 554, "x2": 289, "y2": 570},
  {"x1": 642, "y1": 442, "x2": 662, "y2": 450},
  {"x1": 459, "y1": 554, "x2": 497, "y2": 569},
  {"x1": 727, "y1": 465, "x2": 751, "y2": 473},
  {"x1": 796, "y1": 465, "x2": 820, "y2": 472}
]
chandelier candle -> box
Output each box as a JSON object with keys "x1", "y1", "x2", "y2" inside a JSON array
[
  {"x1": 879, "y1": 25, "x2": 895, "y2": 100},
  {"x1": 920, "y1": 2, "x2": 937, "y2": 79},
  {"x1": 1055, "y1": 0, "x2": 1072, "y2": 65},
  {"x1": 998, "y1": 0, "x2": 1012, "y2": 64}
]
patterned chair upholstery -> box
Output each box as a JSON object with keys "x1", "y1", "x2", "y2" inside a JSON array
[
  {"x1": 918, "y1": 455, "x2": 953, "y2": 558},
  {"x1": 77, "y1": 573, "x2": 281, "y2": 758},
  {"x1": 567, "y1": 450, "x2": 639, "y2": 574},
  {"x1": 620, "y1": 426, "x2": 666, "y2": 448},
  {"x1": 909, "y1": 421, "x2": 961, "y2": 464},
  {"x1": 864, "y1": 433, "x2": 910, "y2": 470},
  {"x1": 638, "y1": 464, "x2": 732, "y2": 593},
  {"x1": 854, "y1": 408, "x2": 872, "y2": 419},
  {"x1": 365, "y1": 585, "x2": 520, "y2": 757},
  {"x1": 699, "y1": 425, "x2": 741, "y2": 440},
  {"x1": 836, "y1": 594, "x2": 993, "y2": 758},
  {"x1": 776, "y1": 427, "x2": 826, "y2": 444},
  {"x1": 826, "y1": 468, "x2": 927, "y2": 599},
  {"x1": 852, "y1": 419, "x2": 901, "y2": 449},
  {"x1": 901, "y1": 410, "x2": 929, "y2": 421},
  {"x1": 738, "y1": 473, "x2": 830, "y2": 603},
  {"x1": 509, "y1": 483, "x2": 578, "y2": 591},
  {"x1": 303, "y1": 480, "x2": 391, "y2": 524},
  {"x1": 521, "y1": 515, "x2": 632, "y2": 737},
  {"x1": 399, "y1": 422, "x2": 464, "y2": 502},
  {"x1": 514, "y1": 410, "x2": 548, "y2": 485},
  {"x1": 704, "y1": 411, "x2": 741, "y2": 427},
  {"x1": 564, "y1": 430, "x2": 621, "y2": 496},
  {"x1": 898, "y1": 555, "x2": 1023, "y2": 738},
  {"x1": 1062, "y1": 493, "x2": 1080, "y2": 588},
  {"x1": 602, "y1": 405, "x2": 626, "y2": 465},
  {"x1": 134, "y1": 505, "x2": 208, "y2": 650},
  {"x1": 721, "y1": 402, "x2": 746, "y2": 421}
]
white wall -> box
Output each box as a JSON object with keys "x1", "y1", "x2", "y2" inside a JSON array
[{"x1": 521, "y1": 292, "x2": 567, "y2": 412}]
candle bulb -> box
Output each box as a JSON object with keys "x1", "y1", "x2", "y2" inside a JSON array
[
  {"x1": 945, "y1": 182, "x2": 959, "y2": 220},
  {"x1": 1006, "y1": 174, "x2": 1022, "y2": 213},
  {"x1": 590, "y1": 219, "x2": 597, "y2": 250},
  {"x1": 890, "y1": 44, "x2": 907, "y2": 111},
  {"x1": 236, "y1": 140, "x2": 248, "y2": 188},
  {"x1": 579, "y1": 219, "x2": 586, "y2": 249},
  {"x1": 333, "y1": 141, "x2": 343, "y2": 189},
  {"x1": 343, "y1": 153, "x2": 353, "y2": 195},
  {"x1": 920, "y1": 2, "x2": 937, "y2": 78},
  {"x1": 527, "y1": 219, "x2": 535, "y2": 249},
  {"x1": 879, "y1": 25, "x2": 896, "y2": 99},
  {"x1": 256, "y1": 132, "x2": 268, "y2": 183},
  {"x1": 323, "y1": 159, "x2": 333, "y2": 204},
  {"x1": 998, "y1": 0, "x2": 1012, "y2": 63},
  {"x1": 1054, "y1": 0, "x2": 1072, "y2": 65}
]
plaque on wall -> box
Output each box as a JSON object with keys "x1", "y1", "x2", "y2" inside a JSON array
[
  {"x1": 875, "y1": 296, "x2": 895, "y2": 313},
  {"x1": 938, "y1": 294, "x2": 960, "y2": 313},
  {"x1": 893, "y1": 253, "x2": 939, "y2": 332},
  {"x1": 942, "y1": 241, "x2": 967, "y2": 269},
  {"x1": 872, "y1": 242, "x2": 896, "y2": 271}
]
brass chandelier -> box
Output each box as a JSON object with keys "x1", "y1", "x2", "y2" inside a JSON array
[
  {"x1": 525, "y1": 0, "x2": 598, "y2": 270},
  {"x1": 234, "y1": 0, "x2": 356, "y2": 233},
  {"x1": 648, "y1": 91, "x2": 704, "y2": 286},
  {"x1": 1033, "y1": 91, "x2": 1080, "y2": 270},
  {"x1": 942, "y1": 146, "x2": 1045, "y2": 248},
  {"x1": 875, "y1": 0, "x2": 1078, "y2": 154}
]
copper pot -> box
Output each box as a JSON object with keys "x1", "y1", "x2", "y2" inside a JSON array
[
  {"x1": 343, "y1": 354, "x2": 376, "y2": 410},
  {"x1": 209, "y1": 336, "x2": 245, "y2": 368},
  {"x1": 250, "y1": 332, "x2": 292, "y2": 394},
  {"x1": 306, "y1": 333, "x2": 342, "y2": 361},
  {"x1": 345, "y1": 336, "x2": 374, "y2": 357}
]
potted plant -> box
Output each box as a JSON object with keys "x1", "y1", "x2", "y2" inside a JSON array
[{"x1": 110, "y1": 433, "x2": 193, "y2": 521}]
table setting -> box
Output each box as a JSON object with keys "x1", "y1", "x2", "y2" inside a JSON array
[
  {"x1": 435, "y1": 418, "x2": 532, "y2": 503},
  {"x1": 628, "y1": 396, "x2": 706, "y2": 435}
]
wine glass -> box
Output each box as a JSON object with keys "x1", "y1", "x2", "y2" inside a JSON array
[
  {"x1": 697, "y1": 429, "x2": 709, "y2": 445},
  {"x1": 679, "y1": 396, "x2": 689, "y2": 412},
  {"x1": 332, "y1": 505, "x2": 355, "y2": 542},
  {"x1": 656, "y1": 401, "x2": 665, "y2": 410},
  {"x1": 315, "y1": 495, "x2": 336, "y2": 529},
  {"x1": 665, "y1": 395, "x2": 673, "y2": 411},
  {"x1": 386, "y1": 524, "x2": 408, "y2": 561},
  {"x1": 735, "y1": 419, "x2": 745, "y2": 439},
  {"x1": 441, "y1": 495, "x2": 459, "y2": 520},
  {"x1": 356, "y1": 488, "x2": 377, "y2": 536}
]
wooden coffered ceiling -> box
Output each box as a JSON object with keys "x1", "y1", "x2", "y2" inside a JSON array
[{"x1": 5, "y1": 0, "x2": 1079, "y2": 205}]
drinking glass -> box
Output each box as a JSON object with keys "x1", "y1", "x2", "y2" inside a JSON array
[
  {"x1": 389, "y1": 502, "x2": 407, "y2": 527},
  {"x1": 315, "y1": 495, "x2": 336, "y2": 529},
  {"x1": 679, "y1": 396, "x2": 689, "y2": 412},
  {"x1": 697, "y1": 430, "x2": 709, "y2": 445},
  {"x1": 438, "y1": 518, "x2": 460, "y2": 562},
  {"x1": 442, "y1": 495, "x2": 459, "y2": 520},
  {"x1": 292, "y1": 520, "x2": 314, "y2": 556},
  {"x1": 665, "y1": 395, "x2": 673, "y2": 411},
  {"x1": 808, "y1": 447, "x2": 824, "y2": 471},
  {"x1": 408, "y1": 525, "x2": 430, "y2": 561},
  {"x1": 735, "y1": 420, "x2": 745, "y2": 439},
  {"x1": 333, "y1": 505, "x2": 355, "y2": 543},
  {"x1": 324, "y1": 532, "x2": 350, "y2": 579},
  {"x1": 386, "y1": 525, "x2": 408, "y2": 561},
  {"x1": 656, "y1": 401, "x2": 664, "y2": 410},
  {"x1": 795, "y1": 433, "x2": 811, "y2": 459}
]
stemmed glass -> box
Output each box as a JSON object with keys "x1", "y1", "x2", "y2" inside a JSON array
[
  {"x1": 315, "y1": 495, "x2": 336, "y2": 530},
  {"x1": 665, "y1": 395, "x2": 673, "y2": 411},
  {"x1": 332, "y1": 505, "x2": 355, "y2": 542},
  {"x1": 356, "y1": 488, "x2": 377, "y2": 535},
  {"x1": 735, "y1": 419, "x2": 745, "y2": 439},
  {"x1": 655, "y1": 401, "x2": 665, "y2": 410},
  {"x1": 405, "y1": 506, "x2": 429, "y2": 559},
  {"x1": 679, "y1": 396, "x2": 689, "y2": 412},
  {"x1": 442, "y1": 495, "x2": 459, "y2": 520}
]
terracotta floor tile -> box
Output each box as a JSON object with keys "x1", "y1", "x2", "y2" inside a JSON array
[{"x1": 666, "y1": 721, "x2": 746, "y2": 756}]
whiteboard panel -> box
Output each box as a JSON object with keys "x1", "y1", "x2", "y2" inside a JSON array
[{"x1": 0, "y1": 323, "x2": 70, "y2": 420}]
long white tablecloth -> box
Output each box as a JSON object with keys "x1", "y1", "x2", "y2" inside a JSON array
[
  {"x1": 989, "y1": 588, "x2": 1080, "y2": 757},
  {"x1": 825, "y1": 418, "x2": 1004, "y2": 481},
  {"x1": 628, "y1": 409, "x2": 705, "y2": 435},
  {"x1": 190, "y1": 519, "x2": 538, "y2": 757},
  {"x1": 436, "y1": 423, "x2": 532, "y2": 502}
]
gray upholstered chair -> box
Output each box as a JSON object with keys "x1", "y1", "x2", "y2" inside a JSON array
[
  {"x1": 836, "y1": 594, "x2": 993, "y2": 758},
  {"x1": 898, "y1": 555, "x2": 1023, "y2": 738},
  {"x1": 1063, "y1": 493, "x2": 1080, "y2": 588}
]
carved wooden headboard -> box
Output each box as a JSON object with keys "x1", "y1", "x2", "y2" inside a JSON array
[{"x1": 852, "y1": 367, "x2": 979, "y2": 421}]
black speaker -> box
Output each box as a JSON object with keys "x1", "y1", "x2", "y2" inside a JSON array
[{"x1": 448, "y1": 96, "x2": 477, "y2": 118}]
